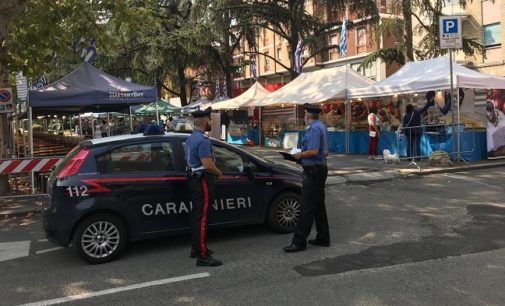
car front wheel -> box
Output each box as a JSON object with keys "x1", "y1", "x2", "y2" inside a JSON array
[
  {"x1": 267, "y1": 192, "x2": 301, "y2": 233},
  {"x1": 73, "y1": 213, "x2": 127, "y2": 264}
]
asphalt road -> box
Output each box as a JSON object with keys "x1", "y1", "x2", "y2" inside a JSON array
[{"x1": 1, "y1": 168, "x2": 505, "y2": 306}]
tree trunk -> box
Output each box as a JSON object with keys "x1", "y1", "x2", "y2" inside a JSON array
[
  {"x1": 402, "y1": 0, "x2": 414, "y2": 61},
  {"x1": 178, "y1": 66, "x2": 188, "y2": 107}
]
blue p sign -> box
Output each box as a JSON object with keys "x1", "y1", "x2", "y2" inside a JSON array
[{"x1": 443, "y1": 18, "x2": 458, "y2": 34}]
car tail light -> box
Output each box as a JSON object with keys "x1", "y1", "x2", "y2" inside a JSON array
[{"x1": 57, "y1": 148, "x2": 89, "y2": 179}]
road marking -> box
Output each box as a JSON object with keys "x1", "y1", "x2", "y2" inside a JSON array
[
  {"x1": 18, "y1": 272, "x2": 210, "y2": 306},
  {"x1": 37, "y1": 239, "x2": 48, "y2": 242},
  {"x1": 0, "y1": 241, "x2": 30, "y2": 262},
  {"x1": 35, "y1": 247, "x2": 63, "y2": 254}
]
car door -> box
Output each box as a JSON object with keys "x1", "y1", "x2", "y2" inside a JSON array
[
  {"x1": 96, "y1": 139, "x2": 190, "y2": 237},
  {"x1": 209, "y1": 143, "x2": 264, "y2": 225}
]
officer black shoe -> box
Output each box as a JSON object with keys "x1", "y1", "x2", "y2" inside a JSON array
[
  {"x1": 196, "y1": 255, "x2": 223, "y2": 267},
  {"x1": 190, "y1": 248, "x2": 213, "y2": 258},
  {"x1": 308, "y1": 239, "x2": 330, "y2": 247},
  {"x1": 283, "y1": 244, "x2": 306, "y2": 253}
]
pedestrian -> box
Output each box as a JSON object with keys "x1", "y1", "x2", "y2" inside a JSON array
[
  {"x1": 284, "y1": 103, "x2": 330, "y2": 253},
  {"x1": 185, "y1": 107, "x2": 223, "y2": 266},
  {"x1": 100, "y1": 120, "x2": 107, "y2": 138},
  {"x1": 368, "y1": 107, "x2": 381, "y2": 159},
  {"x1": 403, "y1": 95, "x2": 432, "y2": 160},
  {"x1": 166, "y1": 116, "x2": 174, "y2": 132}
]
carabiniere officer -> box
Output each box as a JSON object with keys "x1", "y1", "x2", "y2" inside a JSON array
[
  {"x1": 284, "y1": 103, "x2": 330, "y2": 253},
  {"x1": 185, "y1": 107, "x2": 223, "y2": 266}
]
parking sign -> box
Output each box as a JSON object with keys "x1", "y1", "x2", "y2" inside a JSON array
[{"x1": 439, "y1": 16, "x2": 462, "y2": 49}]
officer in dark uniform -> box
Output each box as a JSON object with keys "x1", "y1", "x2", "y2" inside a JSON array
[
  {"x1": 284, "y1": 103, "x2": 330, "y2": 253},
  {"x1": 185, "y1": 107, "x2": 223, "y2": 266}
]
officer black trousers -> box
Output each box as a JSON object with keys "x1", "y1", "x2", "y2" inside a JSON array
[
  {"x1": 189, "y1": 173, "x2": 216, "y2": 258},
  {"x1": 292, "y1": 164, "x2": 329, "y2": 246}
]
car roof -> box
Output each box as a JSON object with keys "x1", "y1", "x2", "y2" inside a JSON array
[{"x1": 84, "y1": 132, "x2": 190, "y2": 147}]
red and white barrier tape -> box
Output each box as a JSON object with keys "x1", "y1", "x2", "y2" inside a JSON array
[{"x1": 0, "y1": 158, "x2": 61, "y2": 174}]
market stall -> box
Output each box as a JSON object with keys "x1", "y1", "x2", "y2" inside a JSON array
[
  {"x1": 213, "y1": 82, "x2": 272, "y2": 145},
  {"x1": 249, "y1": 65, "x2": 374, "y2": 149},
  {"x1": 347, "y1": 56, "x2": 505, "y2": 160}
]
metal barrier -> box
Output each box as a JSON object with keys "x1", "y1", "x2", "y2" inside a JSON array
[
  {"x1": 0, "y1": 157, "x2": 63, "y2": 194},
  {"x1": 397, "y1": 123, "x2": 475, "y2": 168}
]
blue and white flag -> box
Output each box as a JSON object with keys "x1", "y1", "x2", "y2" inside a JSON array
[
  {"x1": 340, "y1": 17, "x2": 347, "y2": 56},
  {"x1": 82, "y1": 38, "x2": 97, "y2": 64},
  {"x1": 223, "y1": 78, "x2": 228, "y2": 98},
  {"x1": 215, "y1": 81, "x2": 221, "y2": 100},
  {"x1": 251, "y1": 55, "x2": 258, "y2": 80},
  {"x1": 294, "y1": 40, "x2": 303, "y2": 74}
]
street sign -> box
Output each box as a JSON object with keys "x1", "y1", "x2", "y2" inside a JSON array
[
  {"x1": 0, "y1": 88, "x2": 14, "y2": 113},
  {"x1": 439, "y1": 16, "x2": 462, "y2": 49}
]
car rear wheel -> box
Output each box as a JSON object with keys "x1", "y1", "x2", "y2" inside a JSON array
[
  {"x1": 73, "y1": 213, "x2": 127, "y2": 264},
  {"x1": 267, "y1": 192, "x2": 301, "y2": 233}
]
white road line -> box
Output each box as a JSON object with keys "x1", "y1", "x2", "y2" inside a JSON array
[
  {"x1": 18, "y1": 272, "x2": 210, "y2": 306},
  {"x1": 35, "y1": 247, "x2": 63, "y2": 254},
  {"x1": 0, "y1": 241, "x2": 30, "y2": 262},
  {"x1": 37, "y1": 239, "x2": 48, "y2": 242}
]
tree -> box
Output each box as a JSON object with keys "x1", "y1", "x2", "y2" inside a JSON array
[
  {"x1": 359, "y1": 0, "x2": 484, "y2": 70},
  {"x1": 0, "y1": 0, "x2": 32, "y2": 194}
]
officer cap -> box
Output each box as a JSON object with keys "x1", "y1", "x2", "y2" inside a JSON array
[
  {"x1": 191, "y1": 107, "x2": 212, "y2": 118},
  {"x1": 303, "y1": 103, "x2": 322, "y2": 114}
]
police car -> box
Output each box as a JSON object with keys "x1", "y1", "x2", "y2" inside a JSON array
[{"x1": 43, "y1": 132, "x2": 302, "y2": 263}]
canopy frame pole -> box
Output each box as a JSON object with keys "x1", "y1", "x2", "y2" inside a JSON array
[
  {"x1": 129, "y1": 105, "x2": 133, "y2": 133},
  {"x1": 28, "y1": 106, "x2": 35, "y2": 194},
  {"x1": 79, "y1": 114, "x2": 83, "y2": 138},
  {"x1": 69, "y1": 114, "x2": 73, "y2": 136},
  {"x1": 345, "y1": 99, "x2": 349, "y2": 154},
  {"x1": 91, "y1": 115, "x2": 95, "y2": 138},
  {"x1": 107, "y1": 112, "x2": 110, "y2": 136},
  {"x1": 259, "y1": 107, "x2": 262, "y2": 146}
]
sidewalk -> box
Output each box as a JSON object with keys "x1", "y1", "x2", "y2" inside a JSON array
[{"x1": 1, "y1": 147, "x2": 504, "y2": 218}]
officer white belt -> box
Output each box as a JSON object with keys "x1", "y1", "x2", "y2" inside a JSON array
[{"x1": 191, "y1": 166, "x2": 205, "y2": 172}]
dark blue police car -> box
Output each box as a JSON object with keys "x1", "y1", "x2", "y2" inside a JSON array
[{"x1": 43, "y1": 133, "x2": 302, "y2": 263}]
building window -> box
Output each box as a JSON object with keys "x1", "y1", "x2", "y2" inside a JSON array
[
  {"x1": 329, "y1": 33, "x2": 339, "y2": 60},
  {"x1": 484, "y1": 23, "x2": 501, "y2": 48},
  {"x1": 351, "y1": 61, "x2": 377, "y2": 81},
  {"x1": 356, "y1": 27, "x2": 367, "y2": 54},
  {"x1": 262, "y1": 28, "x2": 269, "y2": 45},
  {"x1": 276, "y1": 47, "x2": 282, "y2": 61},
  {"x1": 264, "y1": 51, "x2": 270, "y2": 71}
]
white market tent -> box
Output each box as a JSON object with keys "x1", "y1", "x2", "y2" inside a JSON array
[
  {"x1": 212, "y1": 82, "x2": 271, "y2": 110},
  {"x1": 249, "y1": 65, "x2": 374, "y2": 107},
  {"x1": 348, "y1": 56, "x2": 505, "y2": 99}
]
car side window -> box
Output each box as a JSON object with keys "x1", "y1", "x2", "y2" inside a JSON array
[
  {"x1": 212, "y1": 145, "x2": 245, "y2": 173},
  {"x1": 97, "y1": 142, "x2": 175, "y2": 173}
]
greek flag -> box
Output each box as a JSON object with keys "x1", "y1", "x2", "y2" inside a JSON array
[
  {"x1": 294, "y1": 40, "x2": 303, "y2": 73},
  {"x1": 251, "y1": 55, "x2": 258, "y2": 80},
  {"x1": 223, "y1": 78, "x2": 228, "y2": 98},
  {"x1": 82, "y1": 39, "x2": 97, "y2": 64},
  {"x1": 215, "y1": 81, "x2": 221, "y2": 100},
  {"x1": 340, "y1": 17, "x2": 347, "y2": 56}
]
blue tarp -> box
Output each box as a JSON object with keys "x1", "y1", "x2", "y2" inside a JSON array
[{"x1": 28, "y1": 63, "x2": 157, "y2": 113}]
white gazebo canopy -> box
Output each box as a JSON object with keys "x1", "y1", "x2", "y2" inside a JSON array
[
  {"x1": 212, "y1": 82, "x2": 271, "y2": 110},
  {"x1": 348, "y1": 56, "x2": 505, "y2": 99},
  {"x1": 249, "y1": 65, "x2": 374, "y2": 107}
]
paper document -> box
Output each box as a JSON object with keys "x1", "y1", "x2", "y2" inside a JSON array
[{"x1": 289, "y1": 148, "x2": 301, "y2": 155}]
